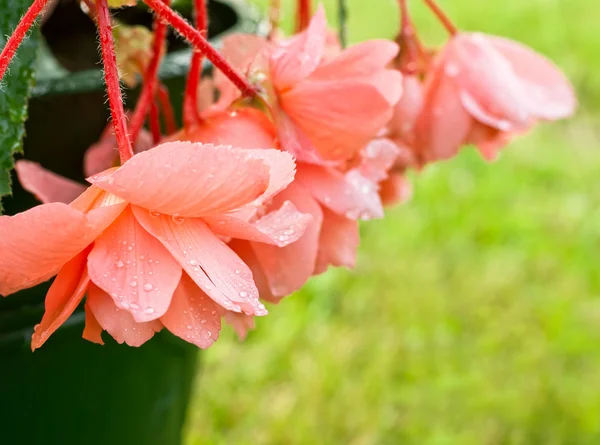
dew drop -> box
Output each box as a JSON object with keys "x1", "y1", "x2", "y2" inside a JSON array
[
  {"x1": 143, "y1": 283, "x2": 154, "y2": 292},
  {"x1": 129, "y1": 281, "x2": 137, "y2": 287},
  {"x1": 189, "y1": 259, "x2": 199, "y2": 266},
  {"x1": 239, "y1": 291, "x2": 249, "y2": 298},
  {"x1": 172, "y1": 214, "x2": 185, "y2": 225},
  {"x1": 144, "y1": 307, "x2": 155, "y2": 314},
  {"x1": 149, "y1": 210, "x2": 160, "y2": 218},
  {"x1": 116, "y1": 260, "x2": 124, "y2": 268}
]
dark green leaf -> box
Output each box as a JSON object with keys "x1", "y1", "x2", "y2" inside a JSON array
[{"x1": 0, "y1": 0, "x2": 40, "y2": 213}]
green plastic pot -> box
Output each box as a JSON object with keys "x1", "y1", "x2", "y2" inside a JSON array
[{"x1": 0, "y1": 2, "x2": 260, "y2": 444}]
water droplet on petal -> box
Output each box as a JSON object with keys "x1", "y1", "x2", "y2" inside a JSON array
[
  {"x1": 129, "y1": 281, "x2": 137, "y2": 287},
  {"x1": 144, "y1": 307, "x2": 155, "y2": 314},
  {"x1": 143, "y1": 283, "x2": 154, "y2": 292},
  {"x1": 116, "y1": 260, "x2": 124, "y2": 268},
  {"x1": 239, "y1": 291, "x2": 248, "y2": 298},
  {"x1": 172, "y1": 214, "x2": 185, "y2": 224}
]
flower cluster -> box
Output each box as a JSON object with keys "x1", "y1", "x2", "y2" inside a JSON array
[{"x1": 0, "y1": 0, "x2": 575, "y2": 350}]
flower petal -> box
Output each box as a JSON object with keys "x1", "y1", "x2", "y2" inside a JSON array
[
  {"x1": 358, "y1": 138, "x2": 401, "y2": 183},
  {"x1": 379, "y1": 172, "x2": 413, "y2": 206},
  {"x1": 413, "y1": 59, "x2": 473, "y2": 162},
  {"x1": 228, "y1": 239, "x2": 275, "y2": 302},
  {"x1": 312, "y1": 39, "x2": 399, "y2": 80},
  {"x1": 224, "y1": 311, "x2": 255, "y2": 340},
  {"x1": 0, "y1": 203, "x2": 108, "y2": 296},
  {"x1": 30, "y1": 248, "x2": 91, "y2": 351},
  {"x1": 160, "y1": 274, "x2": 223, "y2": 349},
  {"x1": 487, "y1": 35, "x2": 577, "y2": 120},
  {"x1": 83, "y1": 300, "x2": 105, "y2": 345},
  {"x1": 87, "y1": 206, "x2": 182, "y2": 322},
  {"x1": 281, "y1": 78, "x2": 397, "y2": 161},
  {"x1": 296, "y1": 164, "x2": 383, "y2": 220},
  {"x1": 240, "y1": 148, "x2": 297, "y2": 205},
  {"x1": 315, "y1": 208, "x2": 359, "y2": 274},
  {"x1": 389, "y1": 74, "x2": 425, "y2": 146},
  {"x1": 270, "y1": 4, "x2": 327, "y2": 90},
  {"x1": 133, "y1": 207, "x2": 266, "y2": 316},
  {"x1": 251, "y1": 183, "x2": 323, "y2": 297},
  {"x1": 446, "y1": 33, "x2": 531, "y2": 131},
  {"x1": 205, "y1": 200, "x2": 311, "y2": 247},
  {"x1": 87, "y1": 283, "x2": 162, "y2": 347},
  {"x1": 16, "y1": 161, "x2": 86, "y2": 204},
  {"x1": 213, "y1": 34, "x2": 268, "y2": 110},
  {"x1": 88, "y1": 142, "x2": 270, "y2": 217}
]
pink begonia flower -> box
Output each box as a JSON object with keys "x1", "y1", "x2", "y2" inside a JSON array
[
  {"x1": 401, "y1": 32, "x2": 576, "y2": 164},
  {"x1": 4, "y1": 142, "x2": 309, "y2": 350},
  {"x1": 170, "y1": 108, "x2": 398, "y2": 342},
  {"x1": 209, "y1": 5, "x2": 403, "y2": 164}
]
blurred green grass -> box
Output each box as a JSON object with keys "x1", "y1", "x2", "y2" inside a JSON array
[{"x1": 186, "y1": 0, "x2": 600, "y2": 443}]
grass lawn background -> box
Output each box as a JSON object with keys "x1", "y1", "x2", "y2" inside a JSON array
[{"x1": 186, "y1": 1, "x2": 600, "y2": 443}]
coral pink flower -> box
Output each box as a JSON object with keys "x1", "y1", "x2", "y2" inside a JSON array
[
  {"x1": 4, "y1": 142, "x2": 308, "y2": 350},
  {"x1": 207, "y1": 6, "x2": 402, "y2": 164},
  {"x1": 171, "y1": 108, "x2": 398, "y2": 309},
  {"x1": 409, "y1": 32, "x2": 576, "y2": 163}
]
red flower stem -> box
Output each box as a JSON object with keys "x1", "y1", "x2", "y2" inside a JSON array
[
  {"x1": 0, "y1": 0, "x2": 49, "y2": 83},
  {"x1": 129, "y1": 0, "x2": 170, "y2": 145},
  {"x1": 157, "y1": 83, "x2": 177, "y2": 135},
  {"x1": 183, "y1": 0, "x2": 208, "y2": 129},
  {"x1": 423, "y1": 0, "x2": 457, "y2": 35},
  {"x1": 95, "y1": 0, "x2": 133, "y2": 163},
  {"x1": 142, "y1": 0, "x2": 257, "y2": 98},
  {"x1": 149, "y1": 100, "x2": 161, "y2": 143},
  {"x1": 268, "y1": 0, "x2": 281, "y2": 39},
  {"x1": 397, "y1": 0, "x2": 420, "y2": 74},
  {"x1": 295, "y1": 0, "x2": 312, "y2": 32}
]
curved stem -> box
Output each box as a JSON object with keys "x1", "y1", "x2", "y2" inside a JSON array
[
  {"x1": 337, "y1": 0, "x2": 348, "y2": 48},
  {"x1": 183, "y1": 0, "x2": 207, "y2": 129},
  {"x1": 149, "y1": 100, "x2": 161, "y2": 143},
  {"x1": 423, "y1": 0, "x2": 457, "y2": 35},
  {"x1": 129, "y1": 0, "x2": 170, "y2": 145},
  {"x1": 95, "y1": 0, "x2": 133, "y2": 163},
  {"x1": 142, "y1": 0, "x2": 257, "y2": 98},
  {"x1": 0, "y1": 0, "x2": 49, "y2": 83},
  {"x1": 157, "y1": 84, "x2": 177, "y2": 135},
  {"x1": 295, "y1": 0, "x2": 312, "y2": 32}
]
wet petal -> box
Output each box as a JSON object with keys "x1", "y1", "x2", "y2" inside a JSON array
[
  {"x1": 83, "y1": 300, "x2": 105, "y2": 345},
  {"x1": 205, "y1": 200, "x2": 311, "y2": 247},
  {"x1": 252, "y1": 183, "x2": 323, "y2": 297},
  {"x1": 87, "y1": 207, "x2": 182, "y2": 322},
  {"x1": 296, "y1": 164, "x2": 383, "y2": 220},
  {"x1": 228, "y1": 239, "x2": 275, "y2": 302},
  {"x1": 224, "y1": 311, "x2": 255, "y2": 340},
  {"x1": 0, "y1": 203, "x2": 110, "y2": 296},
  {"x1": 240, "y1": 148, "x2": 297, "y2": 205},
  {"x1": 487, "y1": 35, "x2": 577, "y2": 120},
  {"x1": 160, "y1": 274, "x2": 223, "y2": 349},
  {"x1": 315, "y1": 208, "x2": 359, "y2": 274},
  {"x1": 88, "y1": 142, "x2": 270, "y2": 217},
  {"x1": 133, "y1": 207, "x2": 266, "y2": 316},
  {"x1": 281, "y1": 77, "x2": 397, "y2": 161},
  {"x1": 16, "y1": 161, "x2": 86, "y2": 204},
  {"x1": 413, "y1": 60, "x2": 473, "y2": 162},
  {"x1": 30, "y1": 248, "x2": 91, "y2": 351},
  {"x1": 270, "y1": 5, "x2": 327, "y2": 90},
  {"x1": 358, "y1": 138, "x2": 401, "y2": 183},
  {"x1": 87, "y1": 283, "x2": 162, "y2": 347},
  {"x1": 274, "y1": 109, "x2": 333, "y2": 165},
  {"x1": 389, "y1": 74, "x2": 425, "y2": 146},
  {"x1": 311, "y1": 40, "x2": 399, "y2": 80}
]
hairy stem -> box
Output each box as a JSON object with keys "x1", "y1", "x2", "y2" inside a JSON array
[
  {"x1": 338, "y1": 0, "x2": 348, "y2": 48},
  {"x1": 0, "y1": 0, "x2": 49, "y2": 82},
  {"x1": 423, "y1": 0, "x2": 457, "y2": 35},
  {"x1": 142, "y1": 0, "x2": 257, "y2": 98},
  {"x1": 129, "y1": 0, "x2": 170, "y2": 145},
  {"x1": 157, "y1": 84, "x2": 177, "y2": 135},
  {"x1": 183, "y1": 0, "x2": 208, "y2": 129},
  {"x1": 95, "y1": 0, "x2": 133, "y2": 163},
  {"x1": 295, "y1": 0, "x2": 312, "y2": 33}
]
